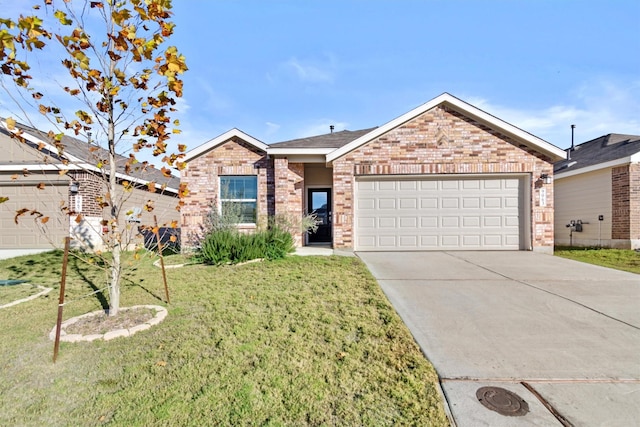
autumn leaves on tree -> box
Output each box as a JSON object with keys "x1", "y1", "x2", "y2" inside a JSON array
[{"x1": 0, "y1": 0, "x2": 188, "y2": 316}]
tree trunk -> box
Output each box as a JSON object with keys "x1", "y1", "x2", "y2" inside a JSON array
[
  {"x1": 109, "y1": 242, "x2": 121, "y2": 316},
  {"x1": 106, "y1": 15, "x2": 120, "y2": 318}
]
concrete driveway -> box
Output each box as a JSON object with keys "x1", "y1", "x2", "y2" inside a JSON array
[{"x1": 358, "y1": 251, "x2": 640, "y2": 427}]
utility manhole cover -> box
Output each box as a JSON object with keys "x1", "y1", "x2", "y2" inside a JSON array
[{"x1": 476, "y1": 386, "x2": 529, "y2": 417}]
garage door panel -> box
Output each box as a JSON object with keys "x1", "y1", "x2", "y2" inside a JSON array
[
  {"x1": 355, "y1": 176, "x2": 524, "y2": 251},
  {"x1": 379, "y1": 217, "x2": 396, "y2": 228},
  {"x1": 421, "y1": 198, "x2": 438, "y2": 209},
  {"x1": 399, "y1": 181, "x2": 417, "y2": 191},
  {"x1": 1, "y1": 183, "x2": 68, "y2": 249},
  {"x1": 399, "y1": 235, "x2": 418, "y2": 247},
  {"x1": 483, "y1": 197, "x2": 502, "y2": 208},
  {"x1": 421, "y1": 217, "x2": 438, "y2": 227},
  {"x1": 441, "y1": 181, "x2": 459, "y2": 190},
  {"x1": 358, "y1": 198, "x2": 375, "y2": 210},
  {"x1": 399, "y1": 217, "x2": 417, "y2": 228},
  {"x1": 378, "y1": 198, "x2": 396, "y2": 209},
  {"x1": 378, "y1": 181, "x2": 396, "y2": 191},
  {"x1": 420, "y1": 181, "x2": 438, "y2": 190},
  {"x1": 463, "y1": 197, "x2": 480, "y2": 209},
  {"x1": 462, "y1": 216, "x2": 481, "y2": 227},
  {"x1": 442, "y1": 198, "x2": 458, "y2": 208},
  {"x1": 399, "y1": 198, "x2": 417, "y2": 209},
  {"x1": 504, "y1": 216, "x2": 520, "y2": 227},
  {"x1": 378, "y1": 236, "x2": 397, "y2": 247},
  {"x1": 441, "y1": 235, "x2": 460, "y2": 246},
  {"x1": 462, "y1": 235, "x2": 481, "y2": 246}
]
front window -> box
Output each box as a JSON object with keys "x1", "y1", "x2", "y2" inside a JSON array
[{"x1": 220, "y1": 175, "x2": 257, "y2": 224}]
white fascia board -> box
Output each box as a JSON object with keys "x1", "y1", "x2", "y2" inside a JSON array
[
  {"x1": 267, "y1": 148, "x2": 334, "y2": 156},
  {"x1": 326, "y1": 93, "x2": 567, "y2": 163},
  {"x1": 1, "y1": 120, "x2": 177, "y2": 194},
  {"x1": 184, "y1": 128, "x2": 268, "y2": 162},
  {"x1": 0, "y1": 163, "x2": 82, "y2": 172},
  {"x1": 555, "y1": 154, "x2": 640, "y2": 180},
  {"x1": 0, "y1": 162, "x2": 178, "y2": 194},
  {"x1": 1, "y1": 120, "x2": 86, "y2": 165}
]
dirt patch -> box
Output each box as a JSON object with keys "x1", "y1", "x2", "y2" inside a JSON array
[{"x1": 65, "y1": 307, "x2": 155, "y2": 335}]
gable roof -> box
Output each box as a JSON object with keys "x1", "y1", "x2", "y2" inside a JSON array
[
  {"x1": 326, "y1": 93, "x2": 567, "y2": 163},
  {"x1": 554, "y1": 133, "x2": 640, "y2": 177},
  {"x1": 1, "y1": 119, "x2": 180, "y2": 192},
  {"x1": 269, "y1": 128, "x2": 377, "y2": 149},
  {"x1": 184, "y1": 128, "x2": 268, "y2": 162}
]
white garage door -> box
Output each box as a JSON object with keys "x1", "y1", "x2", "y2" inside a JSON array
[{"x1": 355, "y1": 176, "x2": 525, "y2": 251}]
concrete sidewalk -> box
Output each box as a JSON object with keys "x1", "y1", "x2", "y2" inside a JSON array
[{"x1": 358, "y1": 251, "x2": 640, "y2": 426}]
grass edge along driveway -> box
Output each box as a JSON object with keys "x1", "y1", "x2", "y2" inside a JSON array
[{"x1": 0, "y1": 252, "x2": 449, "y2": 426}]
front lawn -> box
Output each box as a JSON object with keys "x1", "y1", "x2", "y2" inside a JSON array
[
  {"x1": 0, "y1": 251, "x2": 448, "y2": 426},
  {"x1": 554, "y1": 247, "x2": 640, "y2": 274}
]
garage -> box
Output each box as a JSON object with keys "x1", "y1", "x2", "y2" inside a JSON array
[
  {"x1": 0, "y1": 180, "x2": 69, "y2": 250},
  {"x1": 355, "y1": 175, "x2": 528, "y2": 251}
]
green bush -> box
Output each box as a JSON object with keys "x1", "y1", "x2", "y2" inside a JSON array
[{"x1": 199, "y1": 226, "x2": 295, "y2": 265}]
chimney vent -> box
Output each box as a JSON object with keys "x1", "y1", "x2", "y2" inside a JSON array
[{"x1": 330, "y1": 125, "x2": 334, "y2": 133}]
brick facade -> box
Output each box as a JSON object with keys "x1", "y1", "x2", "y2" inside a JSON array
[
  {"x1": 631, "y1": 163, "x2": 640, "y2": 243},
  {"x1": 274, "y1": 159, "x2": 305, "y2": 246},
  {"x1": 611, "y1": 165, "x2": 629, "y2": 240},
  {"x1": 331, "y1": 106, "x2": 555, "y2": 251},
  {"x1": 183, "y1": 104, "x2": 560, "y2": 252},
  {"x1": 180, "y1": 137, "x2": 273, "y2": 247},
  {"x1": 612, "y1": 163, "x2": 639, "y2": 244}
]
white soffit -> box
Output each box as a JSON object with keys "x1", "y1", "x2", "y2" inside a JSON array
[
  {"x1": 183, "y1": 128, "x2": 269, "y2": 162},
  {"x1": 326, "y1": 93, "x2": 567, "y2": 163}
]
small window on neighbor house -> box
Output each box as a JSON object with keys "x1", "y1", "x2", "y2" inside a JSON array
[{"x1": 220, "y1": 176, "x2": 257, "y2": 224}]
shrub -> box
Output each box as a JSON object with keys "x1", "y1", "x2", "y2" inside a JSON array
[{"x1": 198, "y1": 226, "x2": 295, "y2": 265}]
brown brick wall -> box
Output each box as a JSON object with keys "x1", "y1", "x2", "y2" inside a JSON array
[
  {"x1": 332, "y1": 105, "x2": 555, "y2": 250},
  {"x1": 631, "y1": 163, "x2": 640, "y2": 242},
  {"x1": 180, "y1": 138, "x2": 272, "y2": 247},
  {"x1": 274, "y1": 158, "x2": 304, "y2": 246},
  {"x1": 72, "y1": 171, "x2": 103, "y2": 216},
  {"x1": 611, "y1": 164, "x2": 637, "y2": 241}
]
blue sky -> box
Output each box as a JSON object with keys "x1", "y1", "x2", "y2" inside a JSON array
[
  {"x1": 1, "y1": 0, "x2": 639, "y2": 164},
  {"x1": 167, "y1": 0, "x2": 639, "y2": 151}
]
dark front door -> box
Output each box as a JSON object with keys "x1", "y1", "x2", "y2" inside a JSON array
[{"x1": 307, "y1": 188, "x2": 332, "y2": 243}]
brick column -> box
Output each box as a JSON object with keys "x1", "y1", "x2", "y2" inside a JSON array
[
  {"x1": 612, "y1": 165, "x2": 630, "y2": 240},
  {"x1": 274, "y1": 158, "x2": 304, "y2": 246}
]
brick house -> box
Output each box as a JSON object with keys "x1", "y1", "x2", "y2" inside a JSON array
[
  {"x1": 554, "y1": 133, "x2": 640, "y2": 249},
  {"x1": 181, "y1": 93, "x2": 566, "y2": 253}
]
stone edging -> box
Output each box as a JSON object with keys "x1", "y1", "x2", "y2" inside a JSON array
[
  {"x1": 153, "y1": 258, "x2": 186, "y2": 269},
  {"x1": 49, "y1": 305, "x2": 167, "y2": 343},
  {"x1": 152, "y1": 258, "x2": 263, "y2": 268},
  {"x1": 0, "y1": 285, "x2": 52, "y2": 309}
]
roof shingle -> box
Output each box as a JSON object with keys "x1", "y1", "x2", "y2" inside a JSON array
[{"x1": 554, "y1": 133, "x2": 640, "y2": 174}]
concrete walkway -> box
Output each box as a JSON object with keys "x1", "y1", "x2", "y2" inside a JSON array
[{"x1": 358, "y1": 251, "x2": 640, "y2": 427}]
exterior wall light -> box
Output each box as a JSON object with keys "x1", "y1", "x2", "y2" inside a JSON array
[
  {"x1": 540, "y1": 174, "x2": 552, "y2": 185},
  {"x1": 69, "y1": 181, "x2": 80, "y2": 195}
]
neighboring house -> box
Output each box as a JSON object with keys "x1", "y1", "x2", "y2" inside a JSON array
[
  {"x1": 181, "y1": 93, "x2": 566, "y2": 253},
  {"x1": 0, "y1": 120, "x2": 180, "y2": 258},
  {"x1": 554, "y1": 133, "x2": 640, "y2": 249}
]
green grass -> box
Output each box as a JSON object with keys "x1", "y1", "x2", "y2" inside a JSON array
[
  {"x1": 0, "y1": 251, "x2": 449, "y2": 426},
  {"x1": 554, "y1": 247, "x2": 640, "y2": 274},
  {"x1": 0, "y1": 283, "x2": 42, "y2": 306}
]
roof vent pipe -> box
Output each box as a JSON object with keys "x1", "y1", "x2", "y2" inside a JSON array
[
  {"x1": 330, "y1": 125, "x2": 334, "y2": 133},
  {"x1": 568, "y1": 124, "x2": 576, "y2": 160}
]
